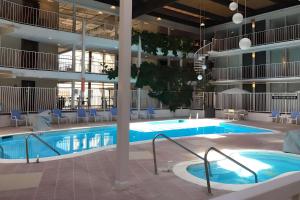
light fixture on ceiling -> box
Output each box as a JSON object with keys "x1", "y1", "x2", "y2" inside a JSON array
[
  {"x1": 229, "y1": 1, "x2": 238, "y2": 11},
  {"x1": 202, "y1": 65, "x2": 207, "y2": 70},
  {"x1": 98, "y1": 11, "x2": 103, "y2": 14},
  {"x1": 239, "y1": 0, "x2": 252, "y2": 50},
  {"x1": 110, "y1": 5, "x2": 116, "y2": 10},
  {"x1": 200, "y1": 22, "x2": 205, "y2": 27},
  {"x1": 156, "y1": 17, "x2": 162, "y2": 21}
]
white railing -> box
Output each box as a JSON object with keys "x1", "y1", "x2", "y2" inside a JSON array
[
  {"x1": 0, "y1": 47, "x2": 72, "y2": 71},
  {"x1": 212, "y1": 173, "x2": 300, "y2": 200},
  {"x1": 0, "y1": 47, "x2": 115, "y2": 73},
  {"x1": 194, "y1": 42, "x2": 213, "y2": 66},
  {"x1": 0, "y1": 86, "x2": 299, "y2": 114},
  {"x1": 212, "y1": 61, "x2": 300, "y2": 81},
  {"x1": 212, "y1": 24, "x2": 300, "y2": 52},
  {"x1": 0, "y1": 87, "x2": 163, "y2": 113},
  {"x1": 0, "y1": 0, "x2": 118, "y2": 40}
]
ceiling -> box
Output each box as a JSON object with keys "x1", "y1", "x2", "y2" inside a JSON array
[{"x1": 95, "y1": 0, "x2": 300, "y2": 27}]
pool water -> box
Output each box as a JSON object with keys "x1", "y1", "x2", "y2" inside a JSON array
[
  {"x1": 187, "y1": 151, "x2": 300, "y2": 184},
  {"x1": 0, "y1": 119, "x2": 271, "y2": 160}
]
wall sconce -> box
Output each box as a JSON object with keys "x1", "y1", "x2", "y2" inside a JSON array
[
  {"x1": 252, "y1": 52, "x2": 256, "y2": 59},
  {"x1": 252, "y1": 82, "x2": 256, "y2": 89}
]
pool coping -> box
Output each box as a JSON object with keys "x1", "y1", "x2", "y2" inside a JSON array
[
  {"x1": 0, "y1": 119, "x2": 279, "y2": 163},
  {"x1": 172, "y1": 149, "x2": 300, "y2": 192}
]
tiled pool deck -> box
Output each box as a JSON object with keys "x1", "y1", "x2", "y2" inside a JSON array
[{"x1": 0, "y1": 119, "x2": 298, "y2": 200}]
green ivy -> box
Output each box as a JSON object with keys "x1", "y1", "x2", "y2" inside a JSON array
[
  {"x1": 104, "y1": 61, "x2": 197, "y2": 112},
  {"x1": 132, "y1": 30, "x2": 194, "y2": 58}
]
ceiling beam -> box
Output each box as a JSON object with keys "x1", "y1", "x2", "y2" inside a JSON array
[
  {"x1": 148, "y1": 12, "x2": 200, "y2": 27},
  {"x1": 170, "y1": 2, "x2": 229, "y2": 23},
  {"x1": 132, "y1": 0, "x2": 177, "y2": 18},
  {"x1": 259, "y1": 0, "x2": 300, "y2": 13},
  {"x1": 209, "y1": 0, "x2": 256, "y2": 16}
]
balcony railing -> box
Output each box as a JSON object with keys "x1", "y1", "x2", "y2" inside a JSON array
[
  {"x1": 0, "y1": 47, "x2": 115, "y2": 73},
  {"x1": 0, "y1": 86, "x2": 299, "y2": 114},
  {"x1": 212, "y1": 24, "x2": 300, "y2": 52},
  {"x1": 0, "y1": 0, "x2": 118, "y2": 40},
  {"x1": 212, "y1": 61, "x2": 300, "y2": 81}
]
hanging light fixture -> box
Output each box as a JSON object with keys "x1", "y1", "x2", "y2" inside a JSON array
[
  {"x1": 202, "y1": 64, "x2": 207, "y2": 70},
  {"x1": 232, "y1": 13, "x2": 243, "y2": 24},
  {"x1": 197, "y1": 74, "x2": 203, "y2": 80},
  {"x1": 239, "y1": 0, "x2": 252, "y2": 50},
  {"x1": 232, "y1": 0, "x2": 243, "y2": 24},
  {"x1": 229, "y1": 1, "x2": 238, "y2": 11}
]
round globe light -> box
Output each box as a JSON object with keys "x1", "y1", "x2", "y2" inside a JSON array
[
  {"x1": 202, "y1": 65, "x2": 207, "y2": 70},
  {"x1": 229, "y1": 2, "x2": 238, "y2": 11},
  {"x1": 232, "y1": 13, "x2": 243, "y2": 24},
  {"x1": 197, "y1": 74, "x2": 203, "y2": 81},
  {"x1": 239, "y1": 38, "x2": 252, "y2": 50}
]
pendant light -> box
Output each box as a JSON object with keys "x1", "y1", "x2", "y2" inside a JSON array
[
  {"x1": 229, "y1": 1, "x2": 238, "y2": 11},
  {"x1": 232, "y1": 0, "x2": 243, "y2": 24},
  {"x1": 239, "y1": 0, "x2": 252, "y2": 50}
]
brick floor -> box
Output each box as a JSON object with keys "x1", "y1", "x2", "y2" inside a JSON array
[{"x1": 0, "y1": 120, "x2": 299, "y2": 200}]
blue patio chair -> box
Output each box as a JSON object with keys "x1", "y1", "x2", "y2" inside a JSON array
[
  {"x1": 289, "y1": 111, "x2": 300, "y2": 124},
  {"x1": 77, "y1": 108, "x2": 89, "y2": 123},
  {"x1": 10, "y1": 110, "x2": 28, "y2": 127},
  {"x1": 270, "y1": 110, "x2": 280, "y2": 123},
  {"x1": 110, "y1": 107, "x2": 117, "y2": 121},
  {"x1": 52, "y1": 109, "x2": 69, "y2": 127},
  {"x1": 89, "y1": 109, "x2": 105, "y2": 122},
  {"x1": 146, "y1": 106, "x2": 156, "y2": 119}
]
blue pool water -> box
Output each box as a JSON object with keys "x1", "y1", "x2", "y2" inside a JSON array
[
  {"x1": 187, "y1": 151, "x2": 300, "y2": 184},
  {"x1": 0, "y1": 120, "x2": 271, "y2": 160}
]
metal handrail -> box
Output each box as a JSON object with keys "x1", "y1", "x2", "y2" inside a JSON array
[
  {"x1": 0, "y1": 145, "x2": 4, "y2": 158},
  {"x1": 25, "y1": 133, "x2": 60, "y2": 163},
  {"x1": 152, "y1": 133, "x2": 209, "y2": 175},
  {"x1": 204, "y1": 147, "x2": 258, "y2": 194}
]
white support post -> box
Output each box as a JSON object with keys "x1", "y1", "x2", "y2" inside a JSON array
[
  {"x1": 81, "y1": 19, "x2": 86, "y2": 107},
  {"x1": 114, "y1": 0, "x2": 132, "y2": 188},
  {"x1": 137, "y1": 36, "x2": 142, "y2": 118},
  {"x1": 71, "y1": 44, "x2": 76, "y2": 109}
]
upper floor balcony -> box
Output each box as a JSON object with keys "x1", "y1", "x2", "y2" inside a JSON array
[
  {"x1": 212, "y1": 61, "x2": 300, "y2": 83},
  {"x1": 0, "y1": 0, "x2": 118, "y2": 40},
  {"x1": 211, "y1": 24, "x2": 300, "y2": 54},
  {"x1": 0, "y1": 46, "x2": 116, "y2": 82}
]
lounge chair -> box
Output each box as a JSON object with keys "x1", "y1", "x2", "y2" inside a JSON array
[
  {"x1": 270, "y1": 111, "x2": 280, "y2": 123},
  {"x1": 130, "y1": 109, "x2": 139, "y2": 120},
  {"x1": 109, "y1": 107, "x2": 117, "y2": 121},
  {"x1": 89, "y1": 109, "x2": 106, "y2": 122},
  {"x1": 289, "y1": 111, "x2": 300, "y2": 124},
  {"x1": 10, "y1": 110, "x2": 28, "y2": 127},
  {"x1": 141, "y1": 107, "x2": 156, "y2": 119},
  {"x1": 76, "y1": 108, "x2": 89, "y2": 123},
  {"x1": 52, "y1": 109, "x2": 70, "y2": 127}
]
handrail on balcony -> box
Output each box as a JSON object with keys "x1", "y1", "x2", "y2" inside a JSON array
[{"x1": 0, "y1": 0, "x2": 118, "y2": 39}]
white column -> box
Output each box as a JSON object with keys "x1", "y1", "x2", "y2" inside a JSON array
[
  {"x1": 81, "y1": 19, "x2": 86, "y2": 106},
  {"x1": 71, "y1": 44, "x2": 76, "y2": 108},
  {"x1": 167, "y1": 27, "x2": 171, "y2": 65},
  {"x1": 137, "y1": 36, "x2": 142, "y2": 118},
  {"x1": 114, "y1": 0, "x2": 132, "y2": 187}
]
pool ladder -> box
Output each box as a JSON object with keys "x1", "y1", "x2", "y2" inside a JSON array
[
  {"x1": 152, "y1": 134, "x2": 258, "y2": 194},
  {"x1": 0, "y1": 145, "x2": 4, "y2": 158},
  {"x1": 25, "y1": 133, "x2": 61, "y2": 163}
]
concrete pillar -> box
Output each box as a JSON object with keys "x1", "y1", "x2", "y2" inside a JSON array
[
  {"x1": 114, "y1": 0, "x2": 132, "y2": 188},
  {"x1": 81, "y1": 19, "x2": 86, "y2": 106}
]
